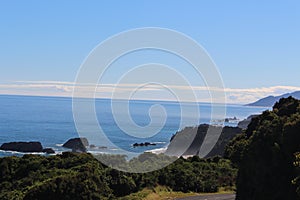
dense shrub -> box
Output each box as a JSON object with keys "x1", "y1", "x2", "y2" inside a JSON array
[
  {"x1": 225, "y1": 97, "x2": 300, "y2": 200},
  {"x1": 0, "y1": 152, "x2": 236, "y2": 199}
]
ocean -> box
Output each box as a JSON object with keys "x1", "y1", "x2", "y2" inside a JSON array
[{"x1": 0, "y1": 95, "x2": 269, "y2": 157}]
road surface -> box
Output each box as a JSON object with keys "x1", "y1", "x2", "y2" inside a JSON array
[{"x1": 176, "y1": 193, "x2": 235, "y2": 200}]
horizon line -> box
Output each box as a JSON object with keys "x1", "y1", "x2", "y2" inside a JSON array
[
  {"x1": 1, "y1": 80, "x2": 300, "y2": 104},
  {"x1": 0, "y1": 93, "x2": 250, "y2": 106}
]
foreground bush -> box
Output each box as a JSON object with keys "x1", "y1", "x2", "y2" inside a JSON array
[
  {"x1": 0, "y1": 152, "x2": 236, "y2": 199},
  {"x1": 225, "y1": 97, "x2": 300, "y2": 200}
]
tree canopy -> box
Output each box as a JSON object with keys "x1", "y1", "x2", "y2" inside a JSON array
[
  {"x1": 225, "y1": 97, "x2": 300, "y2": 200},
  {"x1": 0, "y1": 152, "x2": 236, "y2": 200}
]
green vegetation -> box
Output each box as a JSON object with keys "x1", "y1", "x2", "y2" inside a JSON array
[
  {"x1": 225, "y1": 97, "x2": 300, "y2": 200},
  {"x1": 118, "y1": 185, "x2": 234, "y2": 200},
  {"x1": 118, "y1": 186, "x2": 199, "y2": 200},
  {"x1": 0, "y1": 152, "x2": 236, "y2": 200},
  {"x1": 294, "y1": 152, "x2": 300, "y2": 198}
]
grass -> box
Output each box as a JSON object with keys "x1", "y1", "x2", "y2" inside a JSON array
[{"x1": 118, "y1": 186, "x2": 235, "y2": 200}]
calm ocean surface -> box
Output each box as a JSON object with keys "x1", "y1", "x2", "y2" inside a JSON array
[{"x1": 0, "y1": 95, "x2": 268, "y2": 157}]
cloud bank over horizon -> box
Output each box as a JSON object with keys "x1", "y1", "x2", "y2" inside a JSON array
[{"x1": 0, "y1": 81, "x2": 299, "y2": 104}]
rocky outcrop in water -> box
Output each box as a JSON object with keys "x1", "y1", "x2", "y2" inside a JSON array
[
  {"x1": 63, "y1": 138, "x2": 89, "y2": 152},
  {"x1": 132, "y1": 142, "x2": 156, "y2": 147},
  {"x1": 42, "y1": 148, "x2": 55, "y2": 154},
  {"x1": 0, "y1": 141, "x2": 56, "y2": 154},
  {"x1": 0, "y1": 141, "x2": 43, "y2": 153}
]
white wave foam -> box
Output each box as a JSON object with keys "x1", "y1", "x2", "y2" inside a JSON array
[
  {"x1": 145, "y1": 147, "x2": 167, "y2": 154},
  {"x1": 88, "y1": 151, "x2": 108, "y2": 155},
  {"x1": 153, "y1": 141, "x2": 167, "y2": 144},
  {"x1": 0, "y1": 149, "x2": 45, "y2": 155}
]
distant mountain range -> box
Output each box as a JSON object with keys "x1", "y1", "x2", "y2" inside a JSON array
[{"x1": 246, "y1": 91, "x2": 300, "y2": 107}]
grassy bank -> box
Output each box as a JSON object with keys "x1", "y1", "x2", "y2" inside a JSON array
[{"x1": 119, "y1": 185, "x2": 235, "y2": 200}]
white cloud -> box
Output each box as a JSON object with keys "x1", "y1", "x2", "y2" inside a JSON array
[{"x1": 0, "y1": 81, "x2": 299, "y2": 104}]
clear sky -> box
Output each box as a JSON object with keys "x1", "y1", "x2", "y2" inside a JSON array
[{"x1": 0, "y1": 1, "x2": 299, "y2": 103}]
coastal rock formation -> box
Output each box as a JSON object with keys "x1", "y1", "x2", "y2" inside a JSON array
[
  {"x1": 225, "y1": 116, "x2": 238, "y2": 123},
  {"x1": 63, "y1": 138, "x2": 89, "y2": 152},
  {"x1": 206, "y1": 126, "x2": 242, "y2": 157},
  {"x1": 42, "y1": 148, "x2": 55, "y2": 154},
  {"x1": 237, "y1": 115, "x2": 259, "y2": 130},
  {"x1": 0, "y1": 141, "x2": 43, "y2": 153},
  {"x1": 133, "y1": 142, "x2": 156, "y2": 147},
  {"x1": 165, "y1": 124, "x2": 242, "y2": 157}
]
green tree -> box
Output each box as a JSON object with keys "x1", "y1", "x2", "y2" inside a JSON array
[{"x1": 227, "y1": 97, "x2": 300, "y2": 200}]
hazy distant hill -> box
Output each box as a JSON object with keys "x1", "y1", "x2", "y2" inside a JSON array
[{"x1": 246, "y1": 91, "x2": 300, "y2": 107}]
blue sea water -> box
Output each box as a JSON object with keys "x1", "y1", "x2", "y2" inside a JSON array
[{"x1": 0, "y1": 95, "x2": 269, "y2": 157}]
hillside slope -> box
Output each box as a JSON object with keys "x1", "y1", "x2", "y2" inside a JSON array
[
  {"x1": 165, "y1": 125, "x2": 242, "y2": 157},
  {"x1": 246, "y1": 91, "x2": 300, "y2": 107}
]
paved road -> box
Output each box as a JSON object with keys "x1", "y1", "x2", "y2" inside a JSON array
[{"x1": 176, "y1": 193, "x2": 235, "y2": 200}]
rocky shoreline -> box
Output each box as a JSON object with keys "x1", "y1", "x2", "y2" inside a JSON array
[
  {"x1": 0, "y1": 141, "x2": 53, "y2": 154},
  {"x1": 0, "y1": 115, "x2": 255, "y2": 157},
  {"x1": 0, "y1": 137, "x2": 91, "y2": 154}
]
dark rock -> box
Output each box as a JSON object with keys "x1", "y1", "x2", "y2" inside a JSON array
[
  {"x1": 133, "y1": 143, "x2": 139, "y2": 147},
  {"x1": 133, "y1": 142, "x2": 156, "y2": 147},
  {"x1": 63, "y1": 138, "x2": 89, "y2": 152},
  {"x1": 206, "y1": 126, "x2": 242, "y2": 157},
  {"x1": 238, "y1": 115, "x2": 259, "y2": 130},
  {"x1": 165, "y1": 124, "x2": 242, "y2": 158},
  {"x1": 0, "y1": 141, "x2": 43, "y2": 153},
  {"x1": 225, "y1": 116, "x2": 238, "y2": 123},
  {"x1": 42, "y1": 148, "x2": 55, "y2": 154}
]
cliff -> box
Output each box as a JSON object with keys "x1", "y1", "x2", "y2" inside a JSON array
[{"x1": 165, "y1": 124, "x2": 242, "y2": 158}]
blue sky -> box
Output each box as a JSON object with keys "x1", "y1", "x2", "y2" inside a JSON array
[{"x1": 0, "y1": 1, "x2": 299, "y2": 103}]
